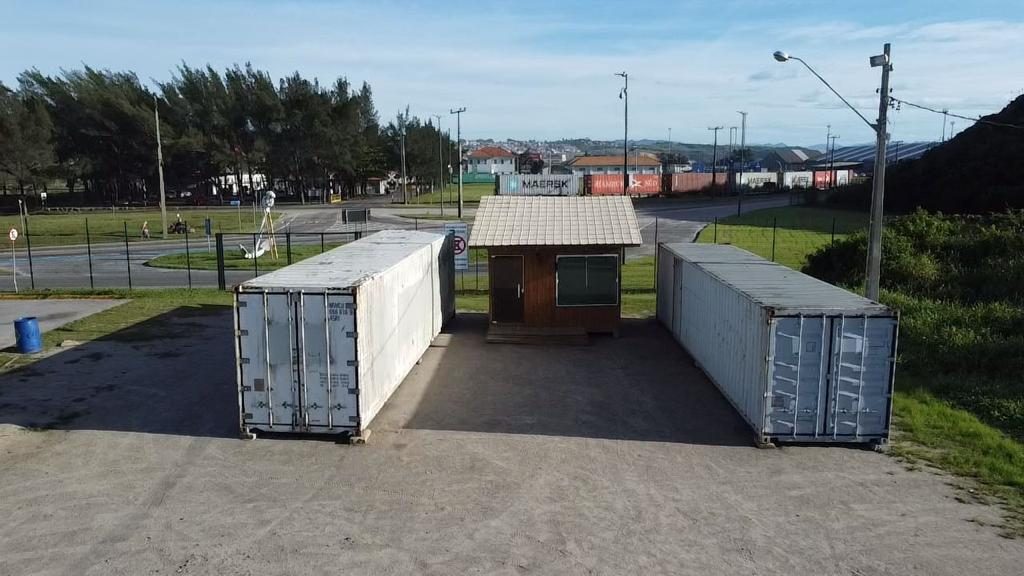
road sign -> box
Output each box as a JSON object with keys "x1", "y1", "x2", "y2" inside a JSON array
[
  {"x1": 444, "y1": 222, "x2": 469, "y2": 270},
  {"x1": 8, "y1": 228, "x2": 17, "y2": 242}
]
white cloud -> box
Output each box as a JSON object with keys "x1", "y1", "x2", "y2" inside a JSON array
[{"x1": 1, "y1": 2, "x2": 1021, "y2": 145}]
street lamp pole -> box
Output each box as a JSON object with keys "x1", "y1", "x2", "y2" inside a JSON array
[
  {"x1": 450, "y1": 107, "x2": 466, "y2": 218},
  {"x1": 615, "y1": 72, "x2": 628, "y2": 195},
  {"x1": 773, "y1": 44, "x2": 892, "y2": 300},
  {"x1": 707, "y1": 126, "x2": 723, "y2": 186},
  {"x1": 736, "y1": 111, "x2": 747, "y2": 216},
  {"x1": 154, "y1": 94, "x2": 167, "y2": 239}
]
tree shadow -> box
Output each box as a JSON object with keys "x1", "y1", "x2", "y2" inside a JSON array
[
  {"x1": 0, "y1": 306, "x2": 238, "y2": 438},
  {"x1": 395, "y1": 314, "x2": 754, "y2": 446}
]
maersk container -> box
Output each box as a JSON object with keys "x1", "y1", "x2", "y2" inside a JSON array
[
  {"x1": 783, "y1": 171, "x2": 814, "y2": 189},
  {"x1": 234, "y1": 230, "x2": 454, "y2": 438},
  {"x1": 657, "y1": 243, "x2": 898, "y2": 446},
  {"x1": 497, "y1": 174, "x2": 580, "y2": 196}
]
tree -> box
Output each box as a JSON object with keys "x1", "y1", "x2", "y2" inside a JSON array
[{"x1": 0, "y1": 83, "x2": 57, "y2": 194}]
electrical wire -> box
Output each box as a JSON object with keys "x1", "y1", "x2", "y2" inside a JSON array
[{"x1": 890, "y1": 96, "x2": 1024, "y2": 130}]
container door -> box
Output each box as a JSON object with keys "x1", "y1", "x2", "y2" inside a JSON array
[
  {"x1": 824, "y1": 316, "x2": 896, "y2": 438},
  {"x1": 767, "y1": 316, "x2": 827, "y2": 438},
  {"x1": 237, "y1": 292, "x2": 301, "y2": 430},
  {"x1": 297, "y1": 293, "x2": 359, "y2": 430},
  {"x1": 671, "y1": 259, "x2": 684, "y2": 339}
]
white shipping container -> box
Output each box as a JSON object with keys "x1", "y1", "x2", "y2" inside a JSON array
[
  {"x1": 658, "y1": 243, "x2": 898, "y2": 446},
  {"x1": 234, "y1": 230, "x2": 454, "y2": 438},
  {"x1": 497, "y1": 174, "x2": 580, "y2": 196},
  {"x1": 783, "y1": 171, "x2": 814, "y2": 189},
  {"x1": 734, "y1": 172, "x2": 778, "y2": 189}
]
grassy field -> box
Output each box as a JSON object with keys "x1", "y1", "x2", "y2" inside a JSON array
[
  {"x1": 7, "y1": 208, "x2": 273, "y2": 248},
  {"x1": 695, "y1": 206, "x2": 869, "y2": 269},
  {"x1": 406, "y1": 183, "x2": 494, "y2": 205}
]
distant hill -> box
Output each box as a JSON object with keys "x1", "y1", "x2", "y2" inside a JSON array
[{"x1": 888, "y1": 95, "x2": 1024, "y2": 213}]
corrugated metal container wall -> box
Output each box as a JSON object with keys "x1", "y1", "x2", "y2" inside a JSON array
[
  {"x1": 813, "y1": 170, "x2": 851, "y2": 189},
  {"x1": 668, "y1": 172, "x2": 714, "y2": 194},
  {"x1": 783, "y1": 171, "x2": 814, "y2": 188},
  {"x1": 497, "y1": 174, "x2": 580, "y2": 196},
  {"x1": 657, "y1": 243, "x2": 898, "y2": 446},
  {"x1": 586, "y1": 174, "x2": 661, "y2": 196},
  {"x1": 734, "y1": 172, "x2": 779, "y2": 188},
  {"x1": 234, "y1": 230, "x2": 454, "y2": 438}
]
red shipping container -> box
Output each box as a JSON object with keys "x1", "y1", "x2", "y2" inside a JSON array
[
  {"x1": 669, "y1": 173, "x2": 715, "y2": 194},
  {"x1": 587, "y1": 174, "x2": 661, "y2": 196},
  {"x1": 813, "y1": 171, "x2": 832, "y2": 189}
]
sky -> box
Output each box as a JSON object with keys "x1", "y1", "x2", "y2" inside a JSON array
[{"x1": 2, "y1": 0, "x2": 1023, "y2": 146}]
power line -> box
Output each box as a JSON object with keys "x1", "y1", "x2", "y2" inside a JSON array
[{"x1": 890, "y1": 96, "x2": 1024, "y2": 130}]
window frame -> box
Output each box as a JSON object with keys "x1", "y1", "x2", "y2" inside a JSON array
[{"x1": 555, "y1": 253, "x2": 620, "y2": 307}]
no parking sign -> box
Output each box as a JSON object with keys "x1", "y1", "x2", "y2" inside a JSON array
[{"x1": 444, "y1": 222, "x2": 469, "y2": 270}]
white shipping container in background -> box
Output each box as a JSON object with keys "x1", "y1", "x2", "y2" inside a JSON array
[
  {"x1": 657, "y1": 243, "x2": 898, "y2": 446},
  {"x1": 234, "y1": 230, "x2": 454, "y2": 438},
  {"x1": 734, "y1": 172, "x2": 779, "y2": 189},
  {"x1": 497, "y1": 174, "x2": 580, "y2": 196},
  {"x1": 783, "y1": 171, "x2": 814, "y2": 188}
]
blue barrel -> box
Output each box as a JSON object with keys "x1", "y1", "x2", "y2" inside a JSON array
[{"x1": 14, "y1": 317, "x2": 42, "y2": 354}]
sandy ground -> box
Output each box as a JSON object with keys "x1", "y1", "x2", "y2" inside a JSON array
[{"x1": 0, "y1": 310, "x2": 1021, "y2": 575}]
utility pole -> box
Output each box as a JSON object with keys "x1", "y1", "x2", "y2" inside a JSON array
[
  {"x1": 154, "y1": 94, "x2": 167, "y2": 239},
  {"x1": 736, "y1": 111, "x2": 747, "y2": 216},
  {"x1": 729, "y1": 126, "x2": 737, "y2": 157},
  {"x1": 450, "y1": 107, "x2": 466, "y2": 218},
  {"x1": 865, "y1": 42, "x2": 892, "y2": 301},
  {"x1": 828, "y1": 134, "x2": 839, "y2": 189},
  {"x1": 941, "y1": 108, "x2": 949, "y2": 142},
  {"x1": 615, "y1": 72, "x2": 628, "y2": 195},
  {"x1": 707, "y1": 126, "x2": 723, "y2": 186},
  {"x1": 400, "y1": 115, "x2": 409, "y2": 205},
  {"x1": 433, "y1": 114, "x2": 444, "y2": 216}
]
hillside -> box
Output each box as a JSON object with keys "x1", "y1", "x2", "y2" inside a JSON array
[{"x1": 888, "y1": 95, "x2": 1024, "y2": 213}]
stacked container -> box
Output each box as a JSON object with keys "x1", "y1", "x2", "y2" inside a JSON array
[
  {"x1": 496, "y1": 174, "x2": 580, "y2": 196},
  {"x1": 657, "y1": 243, "x2": 898, "y2": 446},
  {"x1": 234, "y1": 230, "x2": 454, "y2": 438}
]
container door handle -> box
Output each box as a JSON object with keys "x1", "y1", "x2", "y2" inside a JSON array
[{"x1": 517, "y1": 283, "x2": 522, "y2": 299}]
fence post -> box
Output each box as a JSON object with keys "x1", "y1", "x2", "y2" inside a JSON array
[
  {"x1": 415, "y1": 217, "x2": 419, "y2": 231},
  {"x1": 771, "y1": 217, "x2": 778, "y2": 262},
  {"x1": 320, "y1": 233, "x2": 325, "y2": 253},
  {"x1": 286, "y1": 233, "x2": 292, "y2": 265},
  {"x1": 475, "y1": 248, "x2": 479, "y2": 290},
  {"x1": 252, "y1": 233, "x2": 259, "y2": 278},
  {"x1": 713, "y1": 217, "x2": 718, "y2": 243},
  {"x1": 653, "y1": 217, "x2": 659, "y2": 290},
  {"x1": 24, "y1": 216, "x2": 34, "y2": 290},
  {"x1": 123, "y1": 221, "x2": 132, "y2": 291},
  {"x1": 831, "y1": 217, "x2": 836, "y2": 247},
  {"x1": 86, "y1": 219, "x2": 95, "y2": 289},
  {"x1": 215, "y1": 233, "x2": 226, "y2": 290},
  {"x1": 184, "y1": 224, "x2": 192, "y2": 290}
]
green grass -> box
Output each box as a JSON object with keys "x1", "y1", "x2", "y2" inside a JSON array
[
  {"x1": 408, "y1": 183, "x2": 494, "y2": 205},
  {"x1": 893, "y1": 386, "x2": 1024, "y2": 536},
  {"x1": 147, "y1": 243, "x2": 343, "y2": 271},
  {"x1": 696, "y1": 206, "x2": 869, "y2": 269},
  {"x1": 0, "y1": 289, "x2": 231, "y2": 373},
  {"x1": 8, "y1": 208, "x2": 276, "y2": 248}
]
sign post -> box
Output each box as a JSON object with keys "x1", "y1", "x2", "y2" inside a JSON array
[
  {"x1": 444, "y1": 222, "x2": 469, "y2": 271},
  {"x1": 205, "y1": 217, "x2": 213, "y2": 252},
  {"x1": 8, "y1": 228, "x2": 18, "y2": 293}
]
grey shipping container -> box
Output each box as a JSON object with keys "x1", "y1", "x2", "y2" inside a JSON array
[
  {"x1": 657, "y1": 243, "x2": 898, "y2": 446},
  {"x1": 497, "y1": 174, "x2": 580, "y2": 196},
  {"x1": 234, "y1": 230, "x2": 454, "y2": 438}
]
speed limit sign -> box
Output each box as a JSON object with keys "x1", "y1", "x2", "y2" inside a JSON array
[{"x1": 8, "y1": 228, "x2": 17, "y2": 242}]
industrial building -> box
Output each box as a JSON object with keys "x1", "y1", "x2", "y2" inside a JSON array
[
  {"x1": 469, "y1": 195, "x2": 642, "y2": 336},
  {"x1": 566, "y1": 154, "x2": 662, "y2": 177}
]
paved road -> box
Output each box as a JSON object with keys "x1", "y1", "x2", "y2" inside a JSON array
[{"x1": 0, "y1": 194, "x2": 794, "y2": 291}]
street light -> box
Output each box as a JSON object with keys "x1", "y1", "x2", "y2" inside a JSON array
[
  {"x1": 449, "y1": 107, "x2": 466, "y2": 218},
  {"x1": 615, "y1": 71, "x2": 628, "y2": 195},
  {"x1": 774, "y1": 44, "x2": 892, "y2": 301}
]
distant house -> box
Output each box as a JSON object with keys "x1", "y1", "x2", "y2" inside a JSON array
[
  {"x1": 566, "y1": 154, "x2": 662, "y2": 177},
  {"x1": 467, "y1": 146, "x2": 517, "y2": 175},
  {"x1": 760, "y1": 148, "x2": 823, "y2": 172}
]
